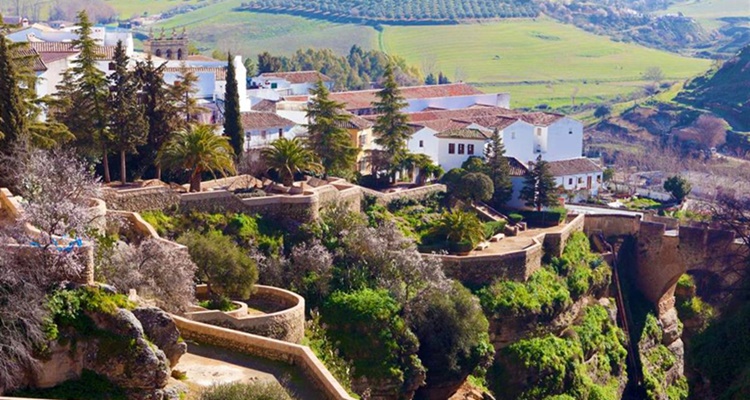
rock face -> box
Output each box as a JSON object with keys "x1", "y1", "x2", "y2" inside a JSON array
[
  {"x1": 34, "y1": 306, "x2": 184, "y2": 400},
  {"x1": 133, "y1": 307, "x2": 187, "y2": 368}
]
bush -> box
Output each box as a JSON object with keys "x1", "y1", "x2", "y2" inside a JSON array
[
  {"x1": 479, "y1": 267, "x2": 571, "y2": 318},
  {"x1": 483, "y1": 220, "x2": 507, "y2": 239},
  {"x1": 520, "y1": 208, "x2": 567, "y2": 227},
  {"x1": 200, "y1": 381, "x2": 293, "y2": 400},
  {"x1": 178, "y1": 230, "x2": 258, "y2": 299},
  {"x1": 508, "y1": 213, "x2": 524, "y2": 224}
]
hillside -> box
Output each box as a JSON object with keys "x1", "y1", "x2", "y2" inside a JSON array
[{"x1": 676, "y1": 45, "x2": 750, "y2": 132}]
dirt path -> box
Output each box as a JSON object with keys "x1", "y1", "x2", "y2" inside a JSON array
[{"x1": 179, "y1": 341, "x2": 326, "y2": 400}]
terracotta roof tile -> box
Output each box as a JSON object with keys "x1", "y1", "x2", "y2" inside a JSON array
[
  {"x1": 344, "y1": 114, "x2": 373, "y2": 130},
  {"x1": 410, "y1": 118, "x2": 470, "y2": 132},
  {"x1": 519, "y1": 112, "x2": 566, "y2": 126},
  {"x1": 435, "y1": 128, "x2": 488, "y2": 140},
  {"x1": 187, "y1": 55, "x2": 220, "y2": 62},
  {"x1": 240, "y1": 112, "x2": 296, "y2": 130},
  {"x1": 282, "y1": 95, "x2": 309, "y2": 102},
  {"x1": 164, "y1": 66, "x2": 227, "y2": 81},
  {"x1": 28, "y1": 42, "x2": 116, "y2": 59},
  {"x1": 506, "y1": 157, "x2": 529, "y2": 176},
  {"x1": 330, "y1": 83, "x2": 484, "y2": 110},
  {"x1": 38, "y1": 51, "x2": 70, "y2": 64},
  {"x1": 546, "y1": 158, "x2": 602, "y2": 177},
  {"x1": 252, "y1": 99, "x2": 277, "y2": 112},
  {"x1": 12, "y1": 46, "x2": 46, "y2": 72},
  {"x1": 259, "y1": 70, "x2": 333, "y2": 84}
]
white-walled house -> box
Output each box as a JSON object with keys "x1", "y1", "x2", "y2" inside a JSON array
[
  {"x1": 252, "y1": 71, "x2": 334, "y2": 96},
  {"x1": 506, "y1": 157, "x2": 531, "y2": 209},
  {"x1": 547, "y1": 158, "x2": 603, "y2": 199},
  {"x1": 521, "y1": 113, "x2": 584, "y2": 162},
  {"x1": 240, "y1": 112, "x2": 298, "y2": 150},
  {"x1": 164, "y1": 56, "x2": 251, "y2": 112}
]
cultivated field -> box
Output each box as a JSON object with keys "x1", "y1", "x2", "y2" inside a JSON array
[
  {"x1": 659, "y1": 0, "x2": 750, "y2": 30},
  {"x1": 105, "y1": 0, "x2": 207, "y2": 18}
]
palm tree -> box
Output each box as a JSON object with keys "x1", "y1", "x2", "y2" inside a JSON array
[
  {"x1": 261, "y1": 137, "x2": 322, "y2": 187},
  {"x1": 430, "y1": 210, "x2": 485, "y2": 249},
  {"x1": 161, "y1": 124, "x2": 236, "y2": 192}
]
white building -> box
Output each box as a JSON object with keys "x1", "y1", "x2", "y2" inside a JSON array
[
  {"x1": 547, "y1": 158, "x2": 603, "y2": 201},
  {"x1": 240, "y1": 112, "x2": 298, "y2": 150},
  {"x1": 251, "y1": 71, "x2": 334, "y2": 96},
  {"x1": 163, "y1": 56, "x2": 251, "y2": 112}
]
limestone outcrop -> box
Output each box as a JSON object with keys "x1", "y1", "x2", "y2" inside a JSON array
[{"x1": 133, "y1": 307, "x2": 188, "y2": 367}]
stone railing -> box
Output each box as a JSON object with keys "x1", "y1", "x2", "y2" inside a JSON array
[
  {"x1": 186, "y1": 285, "x2": 305, "y2": 343},
  {"x1": 360, "y1": 184, "x2": 446, "y2": 206},
  {"x1": 101, "y1": 185, "x2": 180, "y2": 212},
  {"x1": 106, "y1": 210, "x2": 186, "y2": 251},
  {"x1": 172, "y1": 315, "x2": 355, "y2": 400}
]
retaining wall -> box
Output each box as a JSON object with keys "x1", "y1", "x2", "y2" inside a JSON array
[
  {"x1": 102, "y1": 186, "x2": 180, "y2": 212},
  {"x1": 186, "y1": 285, "x2": 305, "y2": 343},
  {"x1": 172, "y1": 316, "x2": 355, "y2": 400},
  {"x1": 361, "y1": 184, "x2": 446, "y2": 206},
  {"x1": 542, "y1": 213, "x2": 586, "y2": 259}
]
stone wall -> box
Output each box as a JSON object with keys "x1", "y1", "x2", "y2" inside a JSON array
[
  {"x1": 360, "y1": 184, "x2": 446, "y2": 206},
  {"x1": 106, "y1": 210, "x2": 186, "y2": 250},
  {"x1": 102, "y1": 186, "x2": 180, "y2": 212},
  {"x1": 583, "y1": 214, "x2": 642, "y2": 238},
  {"x1": 542, "y1": 213, "x2": 586, "y2": 259},
  {"x1": 172, "y1": 316, "x2": 355, "y2": 400},
  {"x1": 185, "y1": 285, "x2": 305, "y2": 344},
  {"x1": 430, "y1": 239, "x2": 544, "y2": 287}
]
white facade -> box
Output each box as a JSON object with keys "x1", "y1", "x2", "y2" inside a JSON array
[
  {"x1": 405, "y1": 93, "x2": 510, "y2": 113},
  {"x1": 532, "y1": 117, "x2": 584, "y2": 162},
  {"x1": 251, "y1": 74, "x2": 334, "y2": 96},
  {"x1": 437, "y1": 138, "x2": 486, "y2": 171},
  {"x1": 244, "y1": 125, "x2": 296, "y2": 150}
]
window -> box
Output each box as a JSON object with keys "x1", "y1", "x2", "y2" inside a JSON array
[
  {"x1": 568, "y1": 178, "x2": 573, "y2": 185},
  {"x1": 166, "y1": 49, "x2": 172, "y2": 59},
  {"x1": 458, "y1": 144, "x2": 465, "y2": 154},
  {"x1": 261, "y1": 130, "x2": 267, "y2": 140},
  {"x1": 536, "y1": 128, "x2": 542, "y2": 136},
  {"x1": 467, "y1": 144, "x2": 474, "y2": 155},
  {"x1": 278, "y1": 128, "x2": 283, "y2": 138},
  {"x1": 270, "y1": 83, "x2": 278, "y2": 89},
  {"x1": 448, "y1": 143, "x2": 455, "y2": 154},
  {"x1": 419, "y1": 140, "x2": 424, "y2": 148},
  {"x1": 569, "y1": 129, "x2": 573, "y2": 135},
  {"x1": 578, "y1": 177, "x2": 583, "y2": 184},
  {"x1": 155, "y1": 49, "x2": 162, "y2": 58},
  {"x1": 177, "y1": 49, "x2": 183, "y2": 60},
  {"x1": 511, "y1": 131, "x2": 516, "y2": 139}
]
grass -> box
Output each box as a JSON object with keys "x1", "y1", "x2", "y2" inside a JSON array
[
  {"x1": 658, "y1": 0, "x2": 750, "y2": 30},
  {"x1": 105, "y1": 0, "x2": 209, "y2": 19},
  {"x1": 381, "y1": 18, "x2": 711, "y2": 107},
  {"x1": 148, "y1": 2, "x2": 377, "y2": 55}
]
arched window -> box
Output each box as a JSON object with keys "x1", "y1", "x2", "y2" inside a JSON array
[
  {"x1": 166, "y1": 49, "x2": 173, "y2": 59},
  {"x1": 177, "y1": 48, "x2": 183, "y2": 60},
  {"x1": 155, "y1": 49, "x2": 162, "y2": 57}
]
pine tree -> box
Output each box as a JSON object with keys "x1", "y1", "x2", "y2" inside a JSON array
[
  {"x1": 520, "y1": 155, "x2": 559, "y2": 211},
  {"x1": 305, "y1": 80, "x2": 358, "y2": 178},
  {"x1": 170, "y1": 62, "x2": 203, "y2": 131},
  {"x1": 0, "y1": 31, "x2": 27, "y2": 146},
  {"x1": 223, "y1": 52, "x2": 244, "y2": 158},
  {"x1": 134, "y1": 56, "x2": 179, "y2": 180},
  {"x1": 109, "y1": 40, "x2": 147, "y2": 184},
  {"x1": 424, "y1": 73, "x2": 436, "y2": 85},
  {"x1": 372, "y1": 64, "x2": 411, "y2": 183},
  {"x1": 52, "y1": 10, "x2": 111, "y2": 181},
  {"x1": 485, "y1": 128, "x2": 513, "y2": 207}
]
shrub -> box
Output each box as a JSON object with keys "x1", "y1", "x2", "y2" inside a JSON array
[
  {"x1": 430, "y1": 210, "x2": 485, "y2": 250},
  {"x1": 483, "y1": 220, "x2": 507, "y2": 239},
  {"x1": 140, "y1": 210, "x2": 175, "y2": 237},
  {"x1": 508, "y1": 213, "x2": 524, "y2": 224},
  {"x1": 200, "y1": 381, "x2": 293, "y2": 400},
  {"x1": 520, "y1": 208, "x2": 567, "y2": 227},
  {"x1": 479, "y1": 267, "x2": 571, "y2": 318},
  {"x1": 178, "y1": 230, "x2": 258, "y2": 299}
]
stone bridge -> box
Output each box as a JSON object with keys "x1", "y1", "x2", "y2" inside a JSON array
[{"x1": 584, "y1": 214, "x2": 748, "y2": 316}]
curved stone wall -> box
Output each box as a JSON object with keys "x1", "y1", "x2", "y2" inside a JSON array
[{"x1": 186, "y1": 285, "x2": 305, "y2": 344}]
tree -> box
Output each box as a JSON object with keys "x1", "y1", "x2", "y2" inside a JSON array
[
  {"x1": 520, "y1": 155, "x2": 560, "y2": 211},
  {"x1": 453, "y1": 172, "x2": 494, "y2": 205},
  {"x1": 134, "y1": 56, "x2": 179, "y2": 180},
  {"x1": 594, "y1": 105, "x2": 611, "y2": 119},
  {"x1": 223, "y1": 52, "x2": 244, "y2": 158},
  {"x1": 96, "y1": 239, "x2": 197, "y2": 313},
  {"x1": 424, "y1": 73, "x2": 436, "y2": 85},
  {"x1": 372, "y1": 64, "x2": 411, "y2": 183},
  {"x1": 644, "y1": 66, "x2": 665, "y2": 83},
  {"x1": 430, "y1": 210, "x2": 485, "y2": 249},
  {"x1": 485, "y1": 128, "x2": 514, "y2": 207},
  {"x1": 52, "y1": 11, "x2": 111, "y2": 181},
  {"x1": 170, "y1": 62, "x2": 203, "y2": 130},
  {"x1": 161, "y1": 124, "x2": 236, "y2": 192},
  {"x1": 664, "y1": 175, "x2": 692, "y2": 203},
  {"x1": 603, "y1": 167, "x2": 614, "y2": 182},
  {"x1": 0, "y1": 32, "x2": 27, "y2": 146},
  {"x1": 461, "y1": 156, "x2": 489, "y2": 174},
  {"x1": 305, "y1": 80, "x2": 358, "y2": 177},
  {"x1": 178, "y1": 230, "x2": 258, "y2": 300},
  {"x1": 441, "y1": 167, "x2": 467, "y2": 193},
  {"x1": 257, "y1": 51, "x2": 282, "y2": 73},
  {"x1": 109, "y1": 40, "x2": 147, "y2": 184},
  {"x1": 243, "y1": 56, "x2": 256, "y2": 78},
  {"x1": 261, "y1": 137, "x2": 322, "y2": 186}
]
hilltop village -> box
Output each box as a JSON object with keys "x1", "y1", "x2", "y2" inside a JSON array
[{"x1": 1, "y1": 11, "x2": 749, "y2": 400}]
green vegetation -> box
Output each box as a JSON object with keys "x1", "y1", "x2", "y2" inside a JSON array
[
  {"x1": 45, "y1": 287, "x2": 135, "y2": 341},
  {"x1": 199, "y1": 381, "x2": 294, "y2": 400},
  {"x1": 496, "y1": 303, "x2": 627, "y2": 399},
  {"x1": 639, "y1": 314, "x2": 688, "y2": 400},
  {"x1": 243, "y1": 0, "x2": 538, "y2": 22},
  {"x1": 623, "y1": 197, "x2": 662, "y2": 210},
  {"x1": 663, "y1": 175, "x2": 692, "y2": 203},
  {"x1": 303, "y1": 311, "x2": 355, "y2": 393},
  {"x1": 262, "y1": 137, "x2": 322, "y2": 186},
  {"x1": 428, "y1": 210, "x2": 486, "y2": 253},
  {"x1": 12, "y1": 369, "x2": 127, "y2": 400},
  {"x1": 161, "y1": 124, "x2": 237, "y2": 192},
  {"x1": 479, "y1": 232, "x2": 611, "y2": 317},
  {"x1": 521, "y1": 155, "x2": 560, "y2": 211}
]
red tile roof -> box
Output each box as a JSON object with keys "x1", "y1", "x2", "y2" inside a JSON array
[
  {"x1": 546, "y1": 158, "x2": 602, "y2": 177},
  {"x1": 28, "y1": 42, "x2": 116, "y2": 59},
  {"x1": 13, "y1": 47, "x2": 47, "y2": 72},
  {"x1": 187, "y1": 55, "x2": 220, "y2": 62},
  {"x1": 345, "y1": 114, "x2": 373, "y2": 130},
  {"x1": 330, "y1": 83, "x2": 484, "y2": 110},
  {"x1": 39, "y1": 51, "x2": 71, "y2": 64},
  {"x1": 240, "y1": 112, "x2": 296, "y2": 130},
  {"x1": 164, "y1": 66, "x2": 227, "y2": 81},
  {"x1": 435, "y1": 128, "x2": 488, "y2": 140},
  {"x1": 282, "y1": 95, "x2": 309, "y2": 102},
  {"x1": 410, "y1": 118, "x2": 470, "y2": 132},
  {"x1": 506, "y1": 157, "x2": 529, "y2": 176},
  {"x1": 519, "y1": 112, "x2": 566, "y2": 126},
  {"x1": 258, "y1": 71, "x2": 333, "y2": 84},
  {"x1": 252, "y1": 99, "x2": 277, "y2": 112}
]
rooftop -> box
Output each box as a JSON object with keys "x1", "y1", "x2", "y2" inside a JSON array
[
  {"x1": 28, "y1": 41, "x2": 116, "y2": 59},
  {"x1": 258, "y1": 70, "x2": 333, "y2": 84},
  {"x1": 164, "y1": 66, "x2": 227, "y2": 81},
  {"x1": 546, "y1": 158, "x2": 603, "y2": 177},
  {"x1": 329, "y1": 83, "x2": 484, "y2": 110},
  {"x1": 435, "y1": 128, "x2": 488, "y2": 140},
  {"x1": 506, "y1": 157, "x2": 529, "y2": 176},
  {"x1": 240, "y1": 112, "x2": 296, "y2": 130}
]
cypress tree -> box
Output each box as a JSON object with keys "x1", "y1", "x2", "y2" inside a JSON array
[
  {"x1": 223, "y1": 52, "x2": 244, "y2": 158},
  {"x1": 134, "y1": 56, "x2": 179, "y2": 180},
  {"x1": 109, "y1": 40, "x2": 147, "y2": 184},
  {"x1": 485, "y1": 128, "x2": 514, "y2": 207},
  {"x1": 0, "y1": 31, "x2": 27, "y2": 146},
  {"x1": 520, "y1": 155, "x2": 560, "y2": 211},
  {"x1": 305, "y1": 80, "x2": 357, "y2": 177},
  {"x1": 372, "y1": 64, "x2": 411, "y2": 183},
  {"x1": 52, "y1": 10, "x2": 111, "y2": 181}
]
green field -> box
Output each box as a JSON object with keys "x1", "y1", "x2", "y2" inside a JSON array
[
  {"x1": 105, "y1": 0, "x2": 207, "y2": 19},
  {"x1": 381, "y1": 19, "x2": 712, "y2": 107},
  {"x1": 149, "y1": 0, "x2": 377, "y2": 55},
  {"x1": 142, "y1": 2, "x2": 712, "y2": 107},
  {"x1": 659, "y1": 0, "x2": 749, "y2": 30}
]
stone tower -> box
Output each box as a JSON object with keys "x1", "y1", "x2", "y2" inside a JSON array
[{"x1": 144, "y1": 28, "x2": 188, "y2": 60}]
